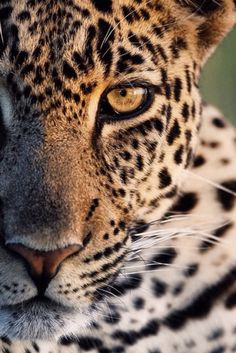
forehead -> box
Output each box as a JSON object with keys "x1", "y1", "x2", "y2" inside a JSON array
[
  {"x1": 0, "y1": 1, "x2": 179, "y2": 71},
  {"x1": 0, "y1": 0, "x2": 195, "y2": 109}
]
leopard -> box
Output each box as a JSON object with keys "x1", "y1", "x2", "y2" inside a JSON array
[{"x1": 0, "y1": 0, "x2": 236, "y2": 352}]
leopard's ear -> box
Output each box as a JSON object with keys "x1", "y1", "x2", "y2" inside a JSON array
[{"x1": 176, "y1": 0, "x2": 236, "y2": 64}]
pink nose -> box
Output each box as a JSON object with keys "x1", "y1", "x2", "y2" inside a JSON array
[{"x1": 7, "y1": 243, "x2": 81, "y2": 293}]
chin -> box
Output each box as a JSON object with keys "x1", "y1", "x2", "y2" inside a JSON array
[{"x1": 0, "y1": 298, "x2": 94, "y2": 340}]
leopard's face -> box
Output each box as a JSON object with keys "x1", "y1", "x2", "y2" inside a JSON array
[{"x1": 0, "y1": 0, "x2": 234, "y2": 341}]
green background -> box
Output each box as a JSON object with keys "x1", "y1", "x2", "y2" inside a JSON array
[{"x1": 200, "y1": 27, "x2": 236, "y2": 124}]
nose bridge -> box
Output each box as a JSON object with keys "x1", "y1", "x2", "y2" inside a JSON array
[
  {"x1": 2, "y1": 135, "x2": 85, "y2": 243},
  {"x1": 11, "y1": 152, "x2": 66, "y2": 226}
]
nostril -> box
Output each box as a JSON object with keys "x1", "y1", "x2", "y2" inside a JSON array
[{"x1": 5, "y1": 243, "x2": 82, "y2": 294}]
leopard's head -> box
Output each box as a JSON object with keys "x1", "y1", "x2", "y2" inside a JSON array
[{"x1": 0, "y1": 0, "x2": 235, "y2": 340}]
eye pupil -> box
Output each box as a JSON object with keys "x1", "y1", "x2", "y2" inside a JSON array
[{"x1": 119, "y1": 89, "x2": 127, "y2": 97}]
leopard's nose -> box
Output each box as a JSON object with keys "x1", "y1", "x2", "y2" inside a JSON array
[{"x1": 6, "y1": 243, "x2": 81, "y2": 294}]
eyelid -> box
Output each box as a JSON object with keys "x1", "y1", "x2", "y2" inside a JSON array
[{"x1": 105, "y1": 79, "x2": 153, "y2": 94}]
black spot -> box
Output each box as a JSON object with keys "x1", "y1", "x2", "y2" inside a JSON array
[
  {"x1": 152, "y1": 279, "x2": 167, "y2": 297},
  {"x1": 98, "y1": 274, "x2": 142, "y2": 301},
  {"x1": 104, "y1": 310, "x2": 121, "y2": 325},
  {"x1": 136, "y1": 155, "x2": 144, "y2": 171},
  {"x1": 153, "y1": 24, "x2": 165, "y2": 39},
  {"x1": 112, "y1": 330, "x2": 139, "y2": 346},
  {"x1": 200, "y1": 222, "x2": 233, "y2": 252},
  {"x1": 83, "y1": 232, "x2": 92, "y2": 247},
  {"x1": 185, "y1": 129, "x2": 192, "y2": 145},
  {"x1": 193, "y1": 155, "x2": 206, "y2": 168},
  {"x1": 0, "y1": 6, "x2": 13, "y2": 19},
  {"x1": 173, "y1": 283, "x2": 185, "y2": 296},
  {"x1": 32, "y1": 46, "x2": 41, "y2": 60},
  {"x1": 120, "y1": 151, "x2": 131, "y2": 161},
  {"x1": 133, "y1": 297, "x2": 145, "y2": 310},
  {"x1": 91, "y1": 0, "x2": 112, "y2": 13},
  {"x1": 140, "y1": 319, "x2": 159, "y2": 337},
  {"x1": 112, "y1": 319, "x2": 159, "y2": 346},
  {"x1": 122, "y1": 5, "x2": 140, "y2": 24},
  {"x1": 147, "y1": 248, "x2": 177, "y2": 270},
  {"x1": 212, "y1": 117, "x2": 225, "y2": 128},
  {"x1": 60, "y1": 336, "x2": 103, "y2": 350},
  {"x1": 185, "y1": 67, "x2": 192, "y2": 92},
  {"x1": 156, "y1": 44, "x2": 168, "y2": 62},
  {"x1": 140, "y1": 9, "x2": 150, "y2": 20},
  {"x1": 209, "y1": 141, "x2": 220, "y2": 148},
  {"x1": 120, "y1": 169, "x2": 127, "y2": 184},
  {"x1": 116, "y1": 47, "x2": 144, "y2": 73},
  {"x1": 170, "y1": 192, "x2": 198, "y2": 213},
  {"x1": 182, "y1": 103, "x2": 190, "y2": 122},
  {"x1": 174, "y1": 145, "x2": 184, "y2": 164},
  {"x1": 207, "y1": 328, "x2": 224, "y2": 341},
  {"x1": 225, "y1": 291, "x2": 236, "y2": 309},
  {"x1": 63, "y1": 61, "x2": 77, "y2": 79},
  {"x1": 217, "y1": 180, "x2": 236, "y2": 211},
  {"x1": 112, "y1": 347, "x2": 125, "y2": 353},
  {"x1": 153, "y1": 118, "x2": 164, "y2": 134},
  {"x1": 167, "y1": 120, "x2": 181, "y2": 145},
  {"x1": 174, "y1": 78, "x2": 182, "y2": 102},
  {"x1": 159, "y1": 168, "x2": 172, "y2": 189},
  {"x1": 128, "y1": 31, "x2": 141, "y2": 48},
  {"x1": 17, "y1": 10, "x2": 31, "y2": 22},
  {"x1": 208, "y1": 347, "x2": 225, "y2": 353},
  {"x1": 97, "y1": 19, "x2": 114, "y2": 75},
  {"x1": 183, "y1": 263, "x2": 199, "y2": 277},
  {"x1": 1, "y1": 337, "x2": 11, "y2": 346},
  {"x1": 131, "y1": 220, "x2": 150, "y2": 235},
  {"x1": 131, "y1": 139, "x2": 139, "y2": 149},
  {"x1": 170, "y1": 37, "x2": 188, "y2": 58}
]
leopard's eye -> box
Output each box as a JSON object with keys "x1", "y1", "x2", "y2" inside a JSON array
[
  {"x1": 98, "y1": 84, "x2": 154, "y2": 121},
  {"x1": 106, "y1": 87, "x2": 147, "y2": 114}
]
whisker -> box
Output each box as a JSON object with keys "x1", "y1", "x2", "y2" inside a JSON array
[
  {"x1": 96, "y1": 287, "x2": 126, "y2": 307},
  {"x1": 132, "y1": 214, "x2": 224, "y2": 235},
  {"x1": 127, "y1": 229, "x2": 229, "y2": 255},
  {"x1": 120, "y1": 268, "x2": 182, "y2": 276},
  {"x1": 122, "y1": 261, "x2": 188, "y2": 271},
  {"x1": 0, "y1": 22, "x2": 3, "y2": 45},
  {"x1": 185, "y1": 170, "x2": 236, "y2": 197}
]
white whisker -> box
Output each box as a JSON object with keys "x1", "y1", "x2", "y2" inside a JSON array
[
  {"x1": 0, "y1": 22, "x2": 3, "y2": 45},
  {"x1": 185, "y1": 170, "x2": 236, "y2": 197},
  {"x1": 122, "y1": 262, "x2": 188, "y2": 271}
]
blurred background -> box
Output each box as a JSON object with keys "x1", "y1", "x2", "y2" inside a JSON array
[{"x1": 200, "y1": 27, "x2": 236, "y2": 124}]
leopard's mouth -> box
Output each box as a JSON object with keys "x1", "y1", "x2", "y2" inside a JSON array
[{"x1": 0, "y1": 296, "x2": 94, "y2": 340}]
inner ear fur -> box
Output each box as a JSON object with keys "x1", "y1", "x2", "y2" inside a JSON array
[{"x1": 176, "y1": 0, "x2": 236, "y2": 63}]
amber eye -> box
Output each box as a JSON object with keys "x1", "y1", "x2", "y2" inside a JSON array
[
  {"x1": 106, "y1": 87, "x2": 147, "y2": 114},
  {"x1": 98, "y1": 84, "x2": 154, "y2": 121}
]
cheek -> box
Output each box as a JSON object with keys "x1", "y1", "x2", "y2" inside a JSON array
[{"x1": 95, "y1": 83, "x2": 201, "y2": 221}]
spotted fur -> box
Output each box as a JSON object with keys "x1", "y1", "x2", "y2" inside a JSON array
[{"x1": 0, "y1": 0, "x2": 236, "y2": 352}]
